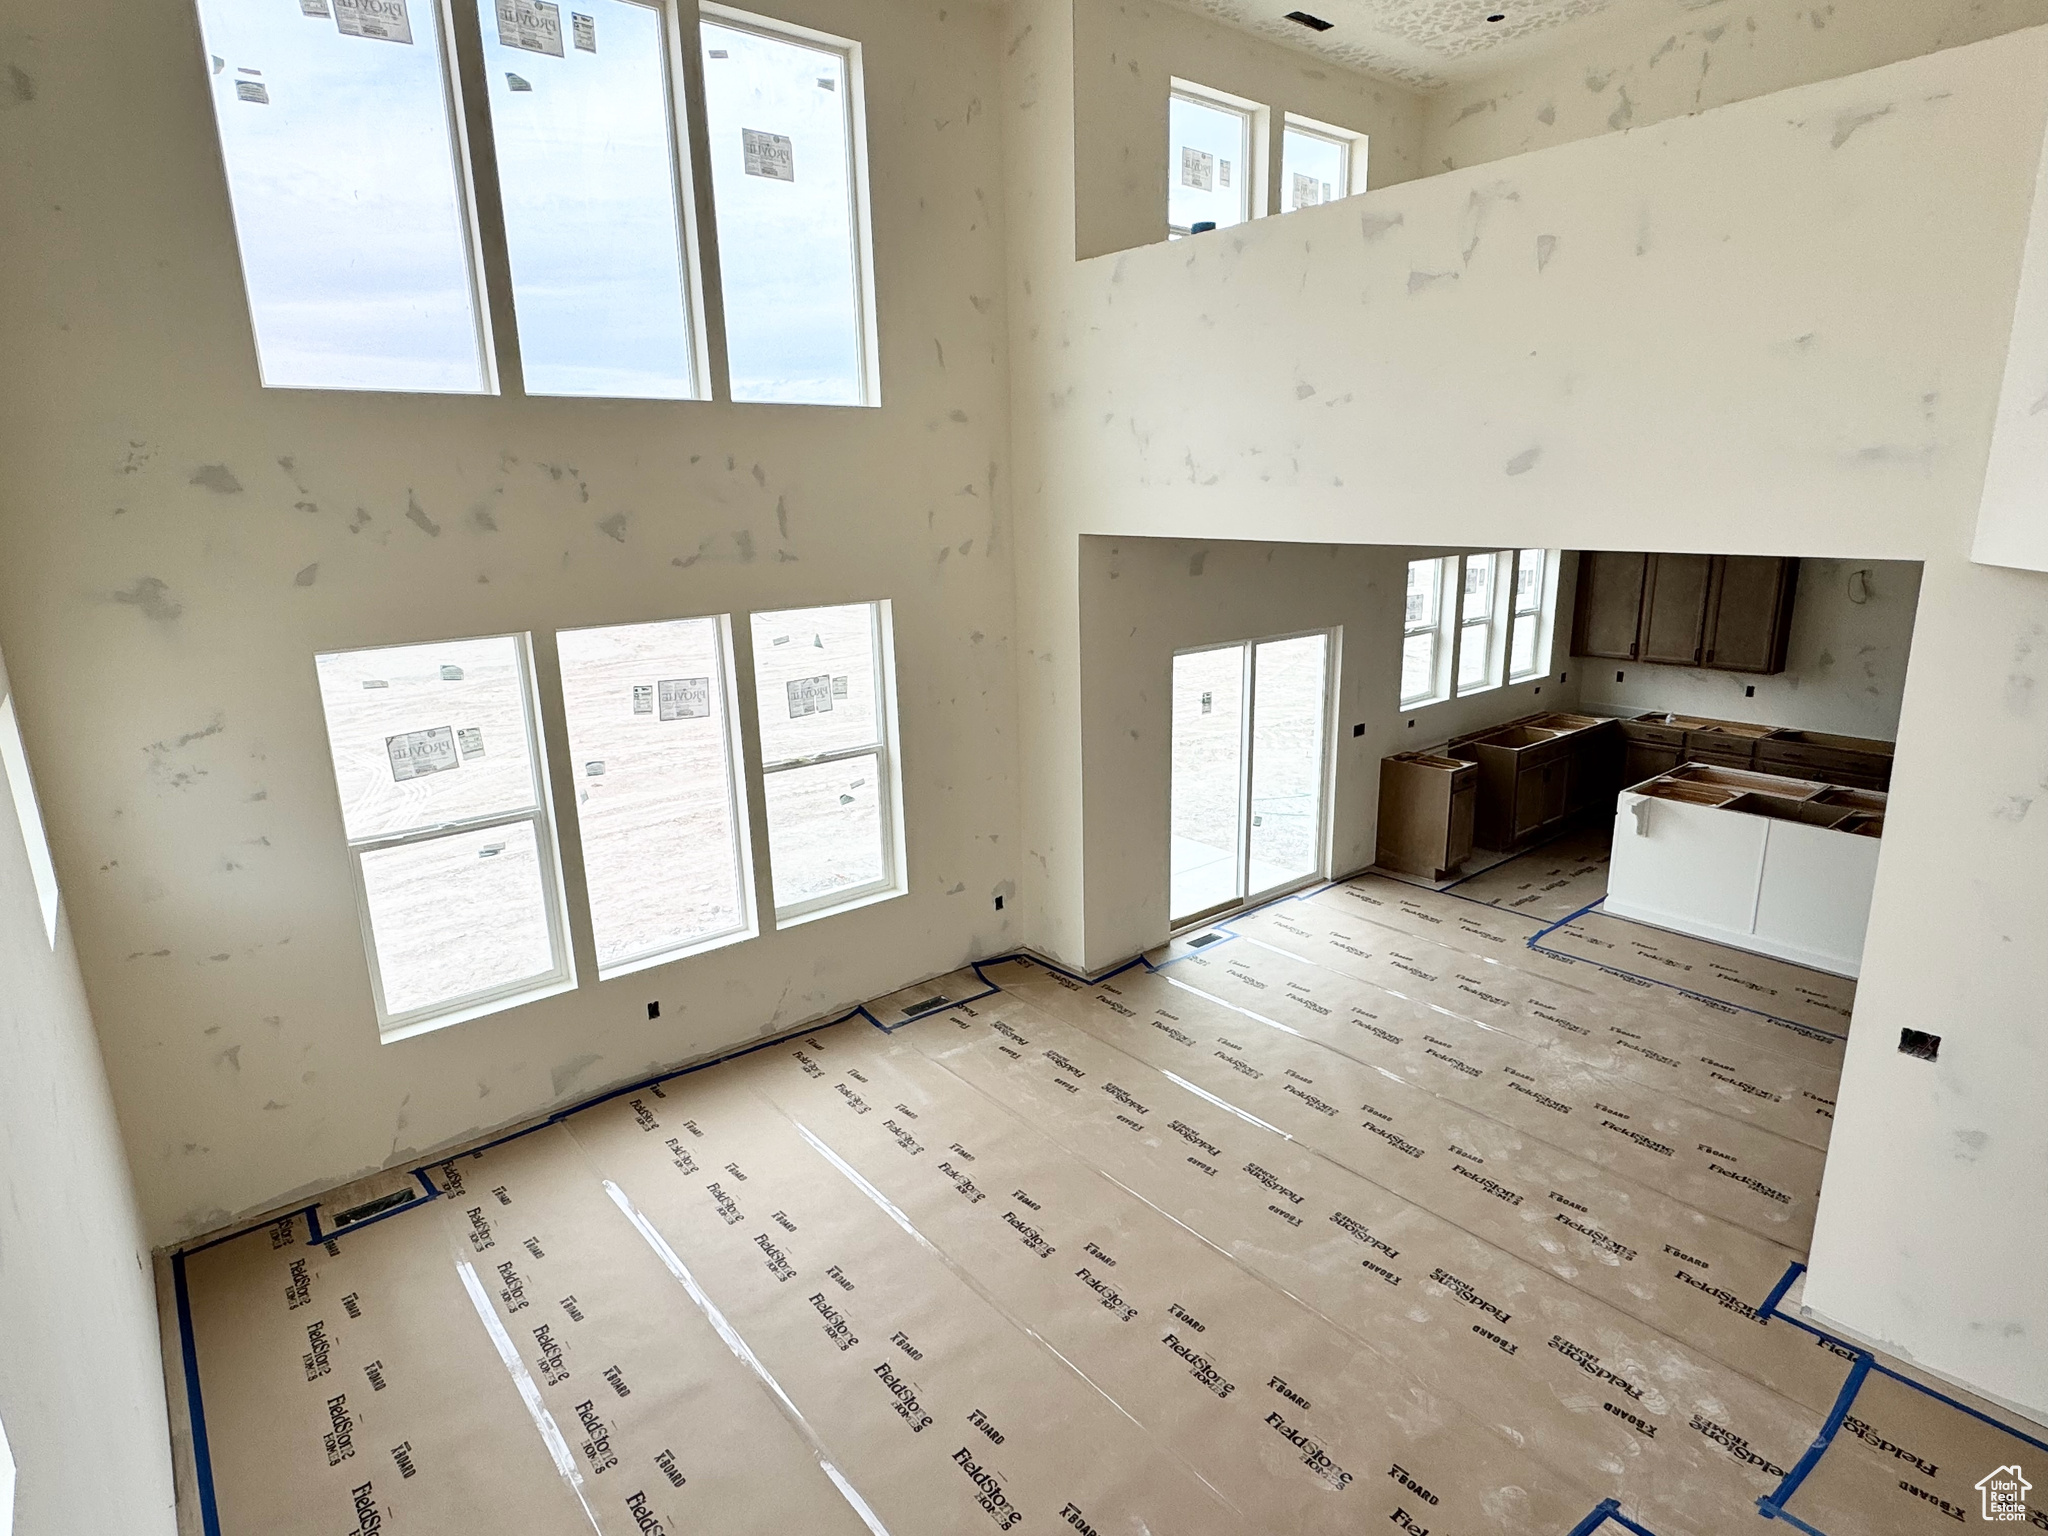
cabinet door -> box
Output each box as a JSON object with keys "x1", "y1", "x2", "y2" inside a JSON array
[
  {"x1": 1638, "y1": 554, "x2": 1713, "y2": 665},
  {"x1": 1571, "y1": 551, "x2": 1648, "y2": 660},
  {"x1": 1705, "y1": 556, "x2": 1796, "y2": 673},
  {"x1": 1513, "y1": 766, "x2": 1549, "y2": 841},
  {"x1": 1540, "y1": 761, "x2": 1569, "y2": 827},
  {"x1": 1447, "y1": 783, "x2": 1476, "y2": 872}
]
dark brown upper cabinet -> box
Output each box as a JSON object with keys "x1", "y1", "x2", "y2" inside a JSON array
[
  {"x1": 1638, "y1": 554, "x2": 1714, "y2": 665},
  {"x1": 1570, "y1": 550, "x2": 1649, "y2": 659},
  {"x1": 1571, "y1": 551, "x2": 1799, "y2": 676},
  {"x1": 1703, "y1": 555, "x2": 1799, "y2": 673}
]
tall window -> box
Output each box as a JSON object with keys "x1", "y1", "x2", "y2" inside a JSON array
[
  {"x1": 749, "y1": 602, "x2": 902, "y2": 923},
  {"x1": 1401, "y1": 557, "x2": 1449, "y2": 708},
  {"x1": 557, "y1": 616, "x2": 752, "y2": 976},
  {"x1": 1281, "y1": 116, "x2": 1359, "y2": 211},
  {"x1": 701, "y1": 11, "x2": 873, "y2": 405},
  {"x1": 1169, "y1": 82, "x2": 1254, "y2": 237},
  {"x1": 314, "y1": 634, "x2": 572, "y2": 1038},
  {"x1": 478, "y1": 0, "x2": 701, "y2": 398},
  {"x1": 1456, "y1": 551, "x2": 1506, "y2": 695},
  {"x1": 1507, "y1": 548, "x2": 1557, "y2": 682},
  {"x1": 0, "y1": 692, "x2": 60, "y2": 947},
  {"x1": 194, "y1": 0, "x2": 490, "y2": 391}
]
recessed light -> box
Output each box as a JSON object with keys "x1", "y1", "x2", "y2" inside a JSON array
[{"x1": 1284, "y1": 9, "x2": 1334, "y2": 30}]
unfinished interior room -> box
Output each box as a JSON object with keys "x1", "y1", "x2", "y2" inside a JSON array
[{"x1": 6, "y1": 0, "x2": 2048, "y2": 1531}]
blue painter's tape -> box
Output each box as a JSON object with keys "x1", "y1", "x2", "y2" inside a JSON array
[
  {"x1": 1756, "y1": 1351, "x2": 1873, "y2": 1530},
  {"x1": 1527, "y1": 896, "x2": 1608, "y2": 949},
  {"x1": 172, "y1": 1250, "x2": 223, "y2": 1536},
  {"x1": 1759, "y1": 1259, "x2": 1806, "y2": 1320},
  {"x1": 1564, "y1": 1497, "x2": 1666, "y2": 1536}
]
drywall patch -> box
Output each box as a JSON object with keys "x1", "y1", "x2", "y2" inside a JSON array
[
  {"x1": 551, "y1": 1052, "x2": 602, "y2": 1097},
  {"x1": 189, "y1": 464, "x2": 243, "y2": 495},
  {"x1": 110, "y1": 575, "x2": 183, "y2": 623},
  {"x1": 404, "y1": 493, "x2": 441, "y2": 537},
  {"x1": 5, "y1": 61, "x2": 33, "y2": 104},
  {"x1": 1537, "y1": 233, "x2": 1558, "y2": 271},
  {"x1": 293, "y1": 562, "x2": 318, "y2": 588},
  {"x1": 1831, "y1": 104, "x2": 1893, "y2": 148},
  {"x1": 596, "y1": 512, "x2": 628, "y2": 543},
  {"x1": 1506, "y1": 447, "x2": 1541, "y2": 475},
  {"x1": 1360, "y1": 210, "x2": 1404, "y2": 241}
]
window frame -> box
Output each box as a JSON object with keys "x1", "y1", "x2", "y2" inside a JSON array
[
  {"x1": 471, "y1": 0, "x2": 715, "y2": 401},
  {"x1": 555, "y1": 612, "x2": 759, "y2": 981},
  {"x1": 0, "y1": 691, "x2": 61, "y2": 948},
  {"x1": 1507, "y1": 547, "x2": 1561, "y2": 683},
  {"x1": 754, "y1": 599, "x2": 906, "y2": 928},
  {"x1": 194, "y1": 0, "x2": 502, "y2": 394},
  {"x1": 1452, "y1": 549, "x2": 1513, "y2": 698},
  {"x1": 699, "y1": 2, "x2": 882, "y2": 407},
  {"x1": 1167, "y1": 78, "x2": 1260, "y2": 238},
  {"x1": 1279, "y1": 112, "x2": 1361, "y2": 212},
  {"x1": 318, "y1": 632, "x2": 577, "y2": 1041},
  {"x1": 1400, "y1": 556, "x2": 1455, "y2": 709}
]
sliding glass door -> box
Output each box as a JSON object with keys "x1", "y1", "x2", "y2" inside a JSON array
[{"x1": 1170, "y1": 631, "x2": 1332, "y2": 926}]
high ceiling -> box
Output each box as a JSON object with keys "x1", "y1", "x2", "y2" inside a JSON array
[{"x1": 1164, "y1": 0, "x2": 1731, "y2": 90}]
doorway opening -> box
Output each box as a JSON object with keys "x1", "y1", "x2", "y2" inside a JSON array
[{"x1": 1169, "y1": 630, "x2": 1333, "y2": 927}]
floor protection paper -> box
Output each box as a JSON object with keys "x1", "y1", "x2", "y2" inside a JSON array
[{"x1": 169, "y1": 868, "x2": 2042, "y2": 1536}]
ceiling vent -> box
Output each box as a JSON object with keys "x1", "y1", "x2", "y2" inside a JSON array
[{"x1": 1283, "y1": 10, "x2": 1334, "y2": 30}]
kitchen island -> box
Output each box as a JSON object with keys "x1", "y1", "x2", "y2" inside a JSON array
[{"x1": 1605, "y1": 764, "x2": 1885, "y2": 978}]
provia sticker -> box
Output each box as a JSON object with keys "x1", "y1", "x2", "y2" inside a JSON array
[
  {"x1": 387, "y1": 726, "x2": 459, "y2": 782},
  {"x1": 235, "y1": 80, "x2": 270, "y2": 103},
  {"x1": 441, "y1": 664, "x2": 464, "y2": 681},
  {"x1": 786, "y1": 675, "x2": 834, "y2": 719},
  {"x1": 1218, "y1": 159, "x2": 1232, "y2": 188},
  {"x1": 831, "y1": 675, "x2": 849, "y2": 699},
  {"x1": 1292, "y1": 172, "x2": 1322, "y2": 209},
  {"x1": 457, "y1": 727, "x2": 485, "y2": 758},
  {"x1": 496, "y1": 0, "x2": 565, "y2": 57},
  {"x1": 299, "y1": 0, "x2": 332, "y2": 15},
  {"x1": 506, "y1": 72, "x2": 532, "y2": 91},
  {"x1": 658, "y1": 678, "x2": 711, "y2": 722},
  {"x1": 334, "y1": 0, "x2": 414, "y2": 44},
  {"x1": 743, "y1": 128, "x2": 796, "y2": 182},
  {"x1": 1180, "y1": 146, "x2": 1214, "y2": 191},
  {"x1": 572, "y1": 11, "x2": 596, "y2": 51},
  {"x1": 633, "y1": 685, "x2": 654, "y2": 715}
]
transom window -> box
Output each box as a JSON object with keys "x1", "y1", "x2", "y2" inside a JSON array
[
  {"x1": 1281, "y1": 116, "x2": 1360, "y2": 211},
  {"x1": 1169, "y1": 82, "x2": 1255, "y2": 237},
  {"x1": 194, "y1": 0, "x2": 875, "y2": 405}
]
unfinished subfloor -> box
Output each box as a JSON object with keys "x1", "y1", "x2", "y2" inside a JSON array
[{"x1": 164, "y1": 851, "x2": 2044, "y2": 1536}]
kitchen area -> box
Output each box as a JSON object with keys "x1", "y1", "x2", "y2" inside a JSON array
[{"x1": 1375, "y1": 551, "x2": 1915, "y2": 980}]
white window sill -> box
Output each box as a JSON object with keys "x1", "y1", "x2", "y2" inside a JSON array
[
  {"x1": 597, "y1": 921, "x2": 759, "y2": 984},
  {"x1": 774, "y1": 881, "x2": 908, "y2": 932},
  {"x1": 379, "y1": 975, "x2": 578, "y2": 1044}
]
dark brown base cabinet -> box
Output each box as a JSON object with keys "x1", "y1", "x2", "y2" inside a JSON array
[
  {"x1": 1573, "y1": 552, "x2": 1798, "y2": 675},
  {"x1": 1448, "y1": 714, "x2": 1621, "y2": 852}
]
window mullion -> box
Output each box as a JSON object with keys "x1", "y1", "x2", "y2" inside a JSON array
[
  {"x1": 443, "y1": 0, "x2": 526, "y2": 396},
  {"x1": 761, "y1": 740, "x2": 885, "y2": 775}
]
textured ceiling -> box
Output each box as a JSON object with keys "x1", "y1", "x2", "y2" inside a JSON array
[{"x1": 1165, "y1": 0, "x2": 1730, "y2": 89}]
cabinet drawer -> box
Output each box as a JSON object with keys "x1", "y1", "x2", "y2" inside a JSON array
[
  {"x1": 1757, "y1": 743, "x2": 1888, "y2": 780},
  {"x1": 1622, "y1": 721, "x2": 1685, "y2": 748}
]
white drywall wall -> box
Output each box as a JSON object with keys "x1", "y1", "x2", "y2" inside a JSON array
[
  {"x1": 1422, "y1": 0, "x2": 2048, "y2": 174},
  {"x1": 1073, "y1": 0, "x2": 1426, "y2": 259},
  {"x1": 0, "y1": 642, "x2": 177, "y2": 1535},
  {"x1": 1006, "y1": 14, "x2": 2048, "y2": 1416},
  {"x1": 0, "y1": 0, "x2": 1018, "y2": 1245},
  {"x1": 1577, "y1": 556, "x2": 1922, "y2": 740},
  {"x1": 1077, "y1": 535, "x2": 1579, "y2": 958}
]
